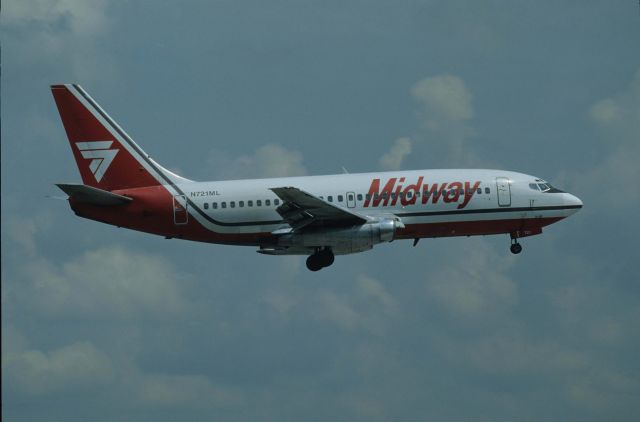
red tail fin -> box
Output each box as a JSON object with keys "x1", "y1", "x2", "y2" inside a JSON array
[{"x1": 51, "y1": 84, "x2": 164, "y2": 191}]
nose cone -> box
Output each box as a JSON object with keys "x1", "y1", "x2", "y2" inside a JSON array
[{"x1": 564, "y1": 193, "x2": 583, "y2": 212}]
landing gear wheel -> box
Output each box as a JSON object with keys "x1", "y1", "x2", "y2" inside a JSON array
[
  {"x1": 318, "y1": 249, "x2": 335, "y2": 267},
  {"x1": 306, "y1": 249, "x2": 335, "y2": 271},
  {"x1": 510, "y1": 242, "x2": 522, "y2": 254},
  {"x1": 306, "y1": 254, "x2": 323, "y2": 271}
]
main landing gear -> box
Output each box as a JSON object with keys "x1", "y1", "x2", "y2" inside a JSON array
[{"x1": 306, "y1": 248, "x2": 335, "y2": 271}]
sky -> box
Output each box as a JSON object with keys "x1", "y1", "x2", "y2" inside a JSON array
[{"x1": 2, "y1": 1, "x2": 640, "y2": 420}]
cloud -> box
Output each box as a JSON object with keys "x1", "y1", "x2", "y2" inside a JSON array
[
  {"x1": 4, "y1": 0, "x2": 109, "y2": 35},
  {"x1": 355, "y1": 274, "x2": 398, "y2": 315},
  {"x1": 411, "y1": 74, "x2": 474, "y2": 128},
  {"x1": 424, "y1": 240, "x2": 517, "y2": 320},
  {"x1": 588, "y1": 69, "x2": 640, "y2": 137},
  {"x1": 406, "y1": 74, "x2": 482, "y2": 167},
  {"x1": 570, "y1": 69, "x2": 640, "y2": 207},
  {"x1": 4, "y1": 0, "x2": 114, "y2": 84},
  {"x1": 379, "y1": 137, "x2": 412, "y2": 170},
  {"x1": 6, "y1": 217, "x2": 39, "y2": 257},
  {"x1": 208, "y1": 143, "x2": 307, "y2": 179},
  {"x1": 135, "y1": 374, "x2": 243, "y2": 408},
  {"x1": 3, "y1": 341, "x2": 114, "y2": 395},
  {"x1": 14, "y1": 246, "x2": 190, "y2": 320}
]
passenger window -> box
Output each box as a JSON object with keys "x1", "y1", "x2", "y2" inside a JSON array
[
  {"x1": 348, "y1": 194, "x2": 354, "y2": 201},
  {"x1": 248, "y1": 200, "x2": 253, "y2": 207},
  {"x1": 230, "y1": 201, "x2": 235, "y2": 208},
  {"x1": 406, "y1": 192, "x2": 412, "y2": 199},
  {"x1": 265, "y1": 199, "x2": 271, "y2": 206},
  {"x1": 485, "y1": 187, "x2": 490, "y2": 194},
  {"x1": 221, "y1": 202, "x2": 227, "y2": 208},
  {"x1": 357, "y1": 194, "x2": 362, "y2": 201},
  {"x1": 477, "y1": 188, "x2": 482, "y2": 194},
  {"x1": 382, "y1": 193, "x2": 388, "y2": 200},
  {"x1": 213, "y1": 202, "x2": 218, "y2": 209},
  {"x1": 328, "y1": 196, "x2": 333, "y2": 202},
  {"x1": 391, "y1": 193, "x2": 397, "y2": 199},
  {"x1": 204, "y1": 203, "x2": 209, "y2": 209},
  {"x1": 239, "y1": 201, "x2": 244, "y2": 207},
  {"x1": 338, "y1": 195, "x2": 343, "y2": 202},
  {"x1": 274, "y1": 199, "x2": 280, "y2": 205},
  {"x1": 366, "y1": 194, "x2": 371, "y2": 200},
  {"x1": 257, "y1": 200, "x2": 262, "y2": 206}
]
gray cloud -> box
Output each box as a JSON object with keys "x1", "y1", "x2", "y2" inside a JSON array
[
  {"x1": 207, "y1": 143, "x2": 307, "y2": 180},
  {"x1": 379, "y1": 137, "x2": 412, "y2": 170},
  {"x1": 3, "y1": 340, "x2": 114, "y2": 395},
  {"x1": 3, "y1": 1, "x2": 640, "y2": 421},
  {"x1": 411, "y1": 74, "x2": 474, "y2": 127},
  {"x1": 570, "y1": 69, "x2": 640, "y2": 208},
  {"x1": 13, "y1": 246, "x2": 190, "y2": 320}
]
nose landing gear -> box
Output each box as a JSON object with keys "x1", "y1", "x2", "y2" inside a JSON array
[
  {"x1": 306, "y1": 248, "x2": 335, "y2": 271},
  {"x1": 509, "y1": 234, "x2": 523, "y2": 254}
]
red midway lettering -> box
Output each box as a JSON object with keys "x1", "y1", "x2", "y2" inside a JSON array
[
  {"x1": 364, "y1": 178, "x2": 397, "y2": 207},
  {"x1": 401, "y1": 176, "x2": 423, "y2": 206},
  {"x1": 458, "y1": 181, "x2": 481, "y2": 209},
  {"x1": 443, "y1": 181, "x2": 462, "y2": 203},
  {"x1": 421, "y1": 183, "x2": 448, "y2": 204},
  {"x1": 364, "y1": 177, "x2": 482, "y2": 209}
]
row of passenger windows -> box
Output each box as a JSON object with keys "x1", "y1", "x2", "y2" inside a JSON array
[
  {"x1": 203, "y1": 199, "x2": 280, "y2": 210},
  {"x1": 202, "y1": 187, "x2": 491, "y2": 210}
]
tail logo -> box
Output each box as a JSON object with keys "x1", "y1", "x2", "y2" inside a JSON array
[{"x1": 75, "y1": 141, "x2": 119, "y2": 183}]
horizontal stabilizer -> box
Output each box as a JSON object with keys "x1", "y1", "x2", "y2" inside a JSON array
[{"x1": 56, "y1": 183, "x2": 132, "y2": 206}]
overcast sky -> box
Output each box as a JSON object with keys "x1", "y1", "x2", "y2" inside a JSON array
[{"x1": 2, "y1": 1, "x2": 640, "y2": 421}]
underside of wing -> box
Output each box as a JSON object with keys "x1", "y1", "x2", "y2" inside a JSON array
[{"x1": 270, "y1": 186, "x2": 368, "y2": 230}]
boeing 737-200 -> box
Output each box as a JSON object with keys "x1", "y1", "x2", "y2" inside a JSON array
[{"x1": 51, "y1": 84, "x2": 583, "y2": 271}]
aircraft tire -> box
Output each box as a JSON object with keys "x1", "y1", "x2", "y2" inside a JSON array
[
  {"x1": 318, "y1": 249, "x2": 335, "y2": 267},
  {"x1": 510, "y1": 243, "x2": 522, "y2": 254},
  {"x1": 306, "y1": 254, "x2": 323, "y2": 271}
]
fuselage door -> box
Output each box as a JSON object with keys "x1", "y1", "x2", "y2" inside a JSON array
[
  {"x1": 173, "y1": 194, "x2": 189, "y2": 225},
  {"x1": 496, "y1": 177, "x2": 511, "y2": 207},
  {"x1": 346, "y1": 191, "x2": 356, "y2": 208}
]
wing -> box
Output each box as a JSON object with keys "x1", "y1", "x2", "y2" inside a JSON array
[{"x1": 270, "y1": 187, "x2": 368, "y2": 230}]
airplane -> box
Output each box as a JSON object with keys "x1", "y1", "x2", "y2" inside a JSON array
[{"x1": 51, "y1": 84, "x2": 583, "y2": 271}]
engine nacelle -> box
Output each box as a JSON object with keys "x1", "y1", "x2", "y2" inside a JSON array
[{"x1": 277, "y1": 219, "x2": 403, "y2": 255}]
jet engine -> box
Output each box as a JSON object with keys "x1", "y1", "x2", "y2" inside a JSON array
[{"x1": 276, "y1": 218, "x2": 404, "y2": 254}]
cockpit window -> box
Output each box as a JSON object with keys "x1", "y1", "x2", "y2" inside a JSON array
[
  {"x1": 538, "y1": 183, "x2": 551, "y2": 192},
  {"x1": 529, "y1": 183, "x2": 540, "y2": 191}
]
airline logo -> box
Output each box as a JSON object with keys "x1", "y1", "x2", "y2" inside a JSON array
[
  {"x1": 364, "y1": 177, "x2": 482, "y2": 209},
  {"x1": 75, "y1": 141, "x2": 119, "y2": 183}
]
